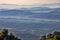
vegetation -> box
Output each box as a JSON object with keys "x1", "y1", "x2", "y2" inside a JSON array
[
  {"x1": 1, "y1": 28, "x2": 60, "y2": 40},
  {"x1": 40, "y1": 31, "x2": 60, "y2": 40},
  {"x1": 0, "y1": 29, "x2": 21, "y2": 40}
]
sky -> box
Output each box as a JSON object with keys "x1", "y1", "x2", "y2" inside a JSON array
[{"x1": 0, "y1": 0, "x2": 60, "y2": 5}]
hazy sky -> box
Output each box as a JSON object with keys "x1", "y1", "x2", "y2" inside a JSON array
[{"x1": 0, "y1": 0, "x2": 60, "y2": 5}]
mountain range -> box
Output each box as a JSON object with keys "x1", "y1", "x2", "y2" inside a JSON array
[{"x1": 0, "y1": 4, "x2": 60, "y2": 40}]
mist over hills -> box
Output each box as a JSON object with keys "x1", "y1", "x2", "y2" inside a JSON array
[
  {"x1": 0, "y1": 3, "x2": 60, "y2": 10},
  {"x1": 0, "y1": 7, "x2": 60, "y2": 20},
  {"x1": 0, "y1": 4, "x2": 60, "y2": 40}
]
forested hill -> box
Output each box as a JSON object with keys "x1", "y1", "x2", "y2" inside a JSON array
[
  {"x1": 0, "y1": 29, "x2": 21, "y2": 40},
  {"x1": 40, "y1": 31, "x2": 60, "y2": 40}
]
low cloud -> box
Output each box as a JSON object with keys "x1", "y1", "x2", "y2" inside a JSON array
[{"x1": 0, "y1": 16, "x2": 60, "y2": 23}]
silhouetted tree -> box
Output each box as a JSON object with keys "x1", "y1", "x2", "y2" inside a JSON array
[
  {"x1": 0, "y1": 29, "x2": 21, "y2": 40},
  {"x1": 40, "y1": 31, "x2": 60, "y2": 40},
  {"x1": 47, "y1": 33, "x2": 53, "y2": 39},
  {"x1": 40, "y1": 35, "x2": 46, "y2": 40}
]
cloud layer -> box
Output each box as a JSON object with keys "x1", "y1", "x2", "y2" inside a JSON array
[
  {"x1": 0, "y1": 16, "x2": 60, "y2": 23},
  {"x1": 0, "y1": 0, "x2": 60, "y2": 5}
]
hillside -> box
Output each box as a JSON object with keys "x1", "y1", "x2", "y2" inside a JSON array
[
  {"x1": 40, "y1": 31, "x2": 60, "y2": 40},
  {"x1": 0, "y1": 28, "x2": 21, "y2": 40}
]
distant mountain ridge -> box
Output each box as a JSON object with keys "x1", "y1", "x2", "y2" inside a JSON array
[
  {"x1": 0, "y1": 7, "x2": 60, "y2": 19},
  {"x1": 0, "y1": 3, "x2": 60, "y2": 10},
  {"x1": 0, "y1": 4, "x2": 60, "y2": 40}
]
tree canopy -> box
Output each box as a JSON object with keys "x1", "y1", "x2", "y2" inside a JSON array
[
  {"x1": 40, "y1": 31, "x2": 60, "y2": 40},
  {"x1": 0, "y1": 28, "x2": 21, "y2": 40}
]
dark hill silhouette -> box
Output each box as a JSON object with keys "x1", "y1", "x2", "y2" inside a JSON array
[
  {"x1": 0, "y1": 28, "x2": 21, "y2": 40},
  {"x1": 40, "y1": 31, "x2": 60, "y2": 40}
]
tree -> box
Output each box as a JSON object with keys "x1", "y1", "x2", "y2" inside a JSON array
[
  {"x1": 47, "y1": 33, "x2": 53, "y2": 39},
  {"x1": 0, "y1": 33, "x2": 5, "y2": 40},
  {"x1": 15, "y1": 37, "x2": 21, "y2": 40},
  {"x1": 53, "y1": 31, "x2": 60, "y2": 36},
  {"x1": 0, "y1": 29, "x2": 21, "y2": 40},
  {"x1": 40, "y1": 35, "x2": 46, "y2": 40},
  {"x1": 40, "y1": 31, "x2": 60, "y2": 40},
  {"x1": 2, "y1": 29, "x2": 8, "y2": 40},
  {"x1": 2, "y1": 29, "x2": 8, "y2": 36},
  {"x1": 9, "y1": 33, "x2": 15, "y2": 40}
]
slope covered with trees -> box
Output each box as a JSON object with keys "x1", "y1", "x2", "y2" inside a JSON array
[
  {"x1": 0, "y1": 29, "x2": 21, "y2": 40},
  {"x1": 40, "y1": 31, "x2": 60, "y2": 40}
]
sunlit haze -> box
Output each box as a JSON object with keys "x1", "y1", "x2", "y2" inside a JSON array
[{"x1": 0, "y1": 0, "x2": 60, "y2": 5}]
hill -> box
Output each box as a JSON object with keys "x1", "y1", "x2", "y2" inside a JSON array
[
  {"x1": 0, "y1": 28, "x2": 21, "y2": 40},
  {"x1": 40, "y1": 31, "x2": 60, "y2": 40}
]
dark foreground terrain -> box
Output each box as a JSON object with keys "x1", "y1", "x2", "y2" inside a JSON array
[
  {"x1": 40, "y1": 31, "x2": 60, "y2": 40},
  {"x1": 0, "y1": 29, "x2": 21, "y2": 40}
]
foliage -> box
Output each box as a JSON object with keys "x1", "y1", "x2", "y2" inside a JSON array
[
  {"x1": 40, "y1": 31, "x2": 60, "y2": 40},
  {"x1": 0, "y1": 28, "x2": 21, "y2": 40}
]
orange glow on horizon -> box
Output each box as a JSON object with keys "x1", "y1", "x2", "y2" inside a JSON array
[{"x1": 0, "y1": 0, "x2": 60, "y2": 5}]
